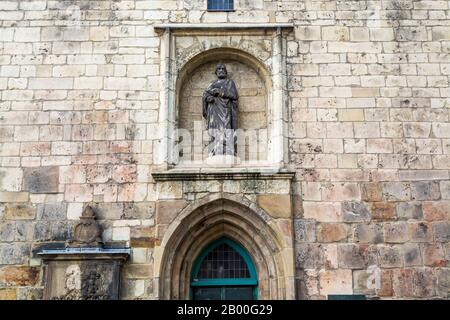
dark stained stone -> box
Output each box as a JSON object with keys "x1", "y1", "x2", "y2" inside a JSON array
[
  {"x1": 379, "y1": 246, "x2": 402, "y2": 268},
  {"x1": 402, "y1": 244, "x2": 422, "y2": 266},
  {"x1": 396, "y1": 202, "x2": 422, "y2": 220},
  {"x1": 0, "y1": 243, "x2": 30, "y2": 265},
  {"x1": 294, "y1": 219, "x2": 316, "y2": 242},
  {"x1": 410, "y1": 181, "x2": 440, "y2": 201},
  {"x1": 295, "y1": 243, "x2": 324, "y2": 269},
  {"x1": 23, "y1": 166, "x2": 59, "y2": 193},
  {"x1": 342, "y1": 201, "x2": 370, "y2": 222},
  {"x1": 0, "y1": 222, "x2": 15, "y2": 242},
  {"x1": 337, "y1": 244, "x2": 365, "y2": 269},
  {"x1": 37, "y1": 203, "x2": 67, "y2": 220},
  {"x1": 413, "y1": 268, "x2": 436, "y2": 297},
  {"x1": 354, "y1": 224, "x2": 383, "y2": 243}
]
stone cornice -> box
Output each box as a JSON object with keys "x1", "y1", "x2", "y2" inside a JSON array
[
  {"x1": 152, "y1": 168, "x2": 295, "y2": 181},
  {"x1": 154, "y1": 23, "x2": 294, "y2": 32}
]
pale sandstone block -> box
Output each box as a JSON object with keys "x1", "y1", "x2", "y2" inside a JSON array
[
  {"x1": 319, "y1": 269, "x2": 353, "y2": 296},
  {"x1": 322, "y1": 27, "x2": 349, "y2": 41},
  {"x1": 338, "y1": 109, "x2": 364, "y2": 122},
  {"x1": 0, "y1": 168, "x2": 23, "y2": 192},
  {"x1": 14, "y1": 28, "x2": 40, "y2": 42},
  {"x1": 65, "y1": 184, "x2": 93, "y2": 202},
  {"x1": 303, "y1": 202, "x2": 342, "y2": 222}
]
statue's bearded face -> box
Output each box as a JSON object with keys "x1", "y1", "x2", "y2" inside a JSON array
[{"x1": 215, "y1": 65, "x2": 227, "y2": 79}]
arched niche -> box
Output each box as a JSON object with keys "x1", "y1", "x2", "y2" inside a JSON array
[
  {"x1": 153, "y1": 194, "x2": 296, "y2": 300},
  {"x1": 155, "y1": 26, "x2": 291, "y2": 169},
  {"x1": 175, "y1": 48, "x2": 272, "y2": 164}
]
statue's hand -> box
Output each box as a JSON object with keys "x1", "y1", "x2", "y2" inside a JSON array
[
  {"x1": 206, "y1": 96, "x2": 214, "y2": 103},
  {"x1": 210, "y1": 88, "x2": 220, "y2": 97}
]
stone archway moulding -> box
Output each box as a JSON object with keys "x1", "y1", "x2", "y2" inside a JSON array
[
  {"x1": 154, "y1": 23, "x2": 294, "y2": 170},
  {"x1": 153, "y1": 193, "x2": 296, "y2": 300}
]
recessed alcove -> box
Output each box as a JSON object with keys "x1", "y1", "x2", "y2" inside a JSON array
[
  {"x1": 154, "y1": 23, "x2": 293, "y2": 171},
  {"x1": 177, "y1": 52, "x2": 269, "y2": 163}
]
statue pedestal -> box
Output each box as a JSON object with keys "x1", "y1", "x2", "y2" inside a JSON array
[
  {"x1": 205, "y1": 155, "x2": 241, "y2": 167},
  {"x1": 38, "y1": 248, "x2": 130, "y2": 300}
]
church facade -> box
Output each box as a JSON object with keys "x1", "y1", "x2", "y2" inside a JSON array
[{"x1": 0, "y1": 0, "x2": 449, "y2": 300}]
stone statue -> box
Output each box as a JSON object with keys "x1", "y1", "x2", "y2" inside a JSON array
[
  {"x1": 202, "y1": 64, "x2": 239, "y2": 157},
  {"x1": 67, "y1": 206, "x2": 103, "y2": 248}
]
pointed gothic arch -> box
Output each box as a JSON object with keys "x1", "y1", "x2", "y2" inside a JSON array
[{"x1": 153, "y1": 193, "x2": 295, "y2": 300}]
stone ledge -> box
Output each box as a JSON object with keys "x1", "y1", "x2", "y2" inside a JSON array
[
  {"x1": 154, "y1": 23, "x2": 294, "y2": 32},
  {"x1": 152, "y1": 168, "x2": 295, "y2": 181},
  {"x1": 38, "y1": 248, "x2": 131, "y2": 261}
]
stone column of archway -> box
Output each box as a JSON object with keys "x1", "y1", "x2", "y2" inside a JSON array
[{"x1": 153, "y1": 193, "x2": 295, "y2": 300}]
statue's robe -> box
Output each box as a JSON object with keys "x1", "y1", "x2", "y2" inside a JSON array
[{"x1": 202, "y1": 78, "x2": 239, "y2": 156}]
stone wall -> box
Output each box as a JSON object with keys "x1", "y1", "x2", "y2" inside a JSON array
[{"x1": 0, "y1": 0, "x2": 449, "y2": 300}]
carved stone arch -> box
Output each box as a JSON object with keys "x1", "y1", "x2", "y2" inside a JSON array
[{"x1": 154, "y1": 193, "x2": 295, "y2": 300}]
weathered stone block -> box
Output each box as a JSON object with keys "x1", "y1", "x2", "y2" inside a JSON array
[
  {"x1": 14, "y1": 221, "x2": 34, "y2": 242},
  {"x1": 408, "y1": 222, "x2": 433, "y2": 242},
  {"x1": 257, "y1": 194, "x2": 291, "y2": 218},
  {"x1": 157, "y1": 181, "x2": 182, "y2": 200},
  {"x1": 410, "y1": 182, "x2": 440, "y2": 201},
  {"x1": 4, "y1": 203, "x2": 36, "y2": 220},
  {"x1": 23, "y1": 166, "x2": 59, "y2": 193},
  {"x1": 353, "y1": 269, "x2": 375, "y2": 295},
  {"x1": 396, "y1": 202, "x2": 423, "y2": 220},
  {"x1": 423, "y1": 244, "x2": 446, "y2": 267},
  {"x1": 393, "y1": 269, "x2": 414, "y2": 297},
  {"x1": 0, "y1": 222, "x2": 15, "y2": 242},
  {"x1": 384, "y1": 222, "x2": 408, "y2": 243},
  {"x1": 124, "y1": 264, "x2": 153, "y2": 279},
  {"x1": 423, "y1": 201, "x2": 450, "y2": 221},
  {"x1": 436, "y1": 269, "x2": 450, "y2": 298},
  {"x1": 433, "y1": 222, "x2": 450, "y2": 242},
  {"x1": 337, "y1": 244, "x2": 364, "y2": 269},
  {"x1": 155, "y1": 200, "x2": 187, "y2": 225},
  {"x1": 361, "y1": 183, "x2": 382, "y2": 202},
  {"x1": 0, "y1": 266, "x2": 39, "y2": 286},
  {"x1": 342, "y1": 201, "x2": 370, "y2": 222},
  {"x1": 303, "y1": 202, "x2": 342, "y2": 222},
  {"x1": 94, "y1": 203, "x2": 124, "y2": 220},
  {"x1": 371, "y1": 202, "x2": 396, "y2": 220},
  {"x1": 295, "y1": 243, "x2": 324, "y2": 269},
  {"x1": 294, "y1": 219, "x2": 316, "y2": 242},
  {"x1": 0, "y1": 289, "x2": 16, "y2": 300},
  {"x1": 123, "y1": 202, "x2": 155, "y2": 220},
  {"x1": 381, "y1": 182, "x2": 411, "y2": 201},
  {"x1": 130, "y1": 226, "x2": 157, "y2": 248},
  {"x1": 354, "y1": 224, "x2": 383, "y2": 244},
  {"x1": 37, "y1": 203, "x2": 66, "y2": 220},
  {"x1": 318, "y1": 269, "x2": 353, "y2": 296},
  {"x1": 413, "y1": 268, "x2": 436, "y2": 297},
  {"x1": 0, "y1": 168, "x2": 23, "y2": 192},
  {"x1": 379, "y1": 246, "x2": 403, "y2": 268},
  {"x1": 378, "y1": 270, "x2": 393, "y2": 297},
  {"x1": 317, "y1": 223, "x2": 347, "y2": 242},
  {"x1": 402, "y1": 244, "x2": 422, "y2": 266}
]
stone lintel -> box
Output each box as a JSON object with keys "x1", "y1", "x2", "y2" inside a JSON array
[
  {"x1": 154, "y1": 23, "x2": 294, "y2": 32},
  {"x1": 152, "y1": 168, "x2": 295, "y2": 182}
]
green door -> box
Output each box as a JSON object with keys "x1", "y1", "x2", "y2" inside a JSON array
[{"x1": 190, "y1": 238, "x2": 258, "y2": 300}]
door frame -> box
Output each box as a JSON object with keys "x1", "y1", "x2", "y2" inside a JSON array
[{"x1": 190, "y1": 237, "x2": 258, "y2": 300}]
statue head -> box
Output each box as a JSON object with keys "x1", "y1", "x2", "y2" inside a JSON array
[{"x1": 215, "y1": 64, "x2": 228, "y2": 79}]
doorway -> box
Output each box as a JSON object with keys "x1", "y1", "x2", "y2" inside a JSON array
[{"x1": 190, "y1": 237, "x2": 258, "y2": 300}]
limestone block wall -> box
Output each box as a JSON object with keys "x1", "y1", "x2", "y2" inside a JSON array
[{"x1": 0, "y1": 0, "x2": 449, "y2": 300}]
